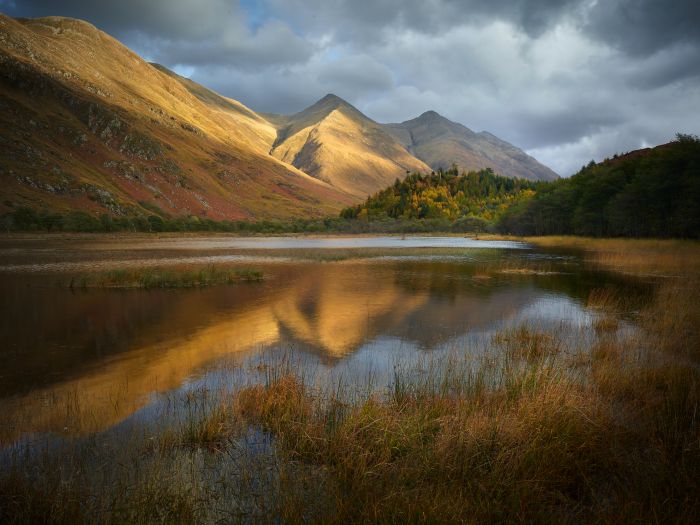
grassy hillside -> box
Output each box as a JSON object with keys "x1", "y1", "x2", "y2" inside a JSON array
[
  {"x1": 0, "y1": 15, "x2": 561, "y2": 223},
  {"x1": 0, "y1": 15, "x2": 352, "y2": 221}
]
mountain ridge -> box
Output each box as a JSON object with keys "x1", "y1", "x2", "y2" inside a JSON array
[{"x1": 384, "y1": 110, "x2": 559, "y2": 181}]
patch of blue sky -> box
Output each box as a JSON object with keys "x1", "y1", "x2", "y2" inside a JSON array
[{"x1": 240, "y1": 0, "x2": 270, "y2": 31}]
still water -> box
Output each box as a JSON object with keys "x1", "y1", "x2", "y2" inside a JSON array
[{"x1": 0, "y1": 235, "x2": 643, "y2": 445}]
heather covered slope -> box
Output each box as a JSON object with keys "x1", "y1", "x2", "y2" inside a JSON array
[
  {"x1": 0, "y1": 15, "x2": 353, "y2": 220},
  {"x1": 268, "y1": 94, "x2": 431, "y2": 197},
  {"x1": 385, "y1": 111, "x2": 559, "y2": 181}
]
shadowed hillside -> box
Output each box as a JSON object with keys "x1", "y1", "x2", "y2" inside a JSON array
[{"x1": 385, "y1": 110, "x2": 559, "y2": 181}]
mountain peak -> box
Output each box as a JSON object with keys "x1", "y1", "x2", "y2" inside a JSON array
[
  {"x1": 289, "y1": 93, "x2": 371, "y2": 125},
  {"x1": 311, "y1": 93, "x2": 351, "y2": 111},
  {"x1": 319, "y1": 93, "x2": 343, "y2": 103},
  {"x1": 297, "y1": 93, "x2": 355, "y2": 116},
  {"x1": 419, "y1": 110, "x2": 442, "y2": 119}
]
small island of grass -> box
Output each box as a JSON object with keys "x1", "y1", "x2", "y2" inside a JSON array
[{"x1": 67, "y1": 265, "x2": 263, "y2": 289}]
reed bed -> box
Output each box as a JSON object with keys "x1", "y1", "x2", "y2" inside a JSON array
[{"x1": 523, "y1": 236, "x2": 700, "y2": 276}]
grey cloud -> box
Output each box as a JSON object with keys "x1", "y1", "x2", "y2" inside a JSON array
[
  {"x1": 508, "y1": 105, "x2": 627, "y2": 150},
  {"x1": 2, "y1": 0, "x2": 243, "y2": 39},
  {"x1": 265, "y1": 0, "x2": 580, "y2": 41},
  {"x1": 317, "y1": 55, "x2": 394, "y2": 93},
  {"x1": 142, "y1": 21, "x2": 314, "y2": 68},
  {"x1": 585, "y1": 0, "x2": 700, "y2": 56},
  {"x1": 625, "y1": 43, "x2": 700, "y2": 89},
  {"x1": 195, "y1": 54, "x2": 393, "y2": 115},
  {"x1": 4, "y1": 0, "x2": 700, "y2": 176}
]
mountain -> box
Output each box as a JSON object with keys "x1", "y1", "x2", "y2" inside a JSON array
[
  {"x1": 0, "y1": 15, "x2": 353, "y2": 220},
  {"x1": 384, "y1": 111, "x2": 559, "y2": 181},
  {"x1": 267, "y1": 94, "x2": 430, "y2": 197},
  {"x1": 0, "y1": 14, "x2": 558, "y2": 223}
]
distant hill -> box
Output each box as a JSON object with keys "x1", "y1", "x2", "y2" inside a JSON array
[
  {"x1": 384, "y1": 111, "x2": 559, "y2": 181},
  {"x1": 498, "y1": 136, "x2": 700, "y2": 238}
]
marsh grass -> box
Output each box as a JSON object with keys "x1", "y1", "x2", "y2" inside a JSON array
[
  {"x1": 66, "y1": 265, "x2": 263, "y2": 289},
  {"x1": 152, "y1": 399, "x2": 235, "y2": 453},
  {"x1": 231, "y1": 360, "x2": 621, "y2": 523},
  {"x1": 525, "y1": 236, "x2": 700, "y2": 276},
  {"x1": 2, "y1": 237, "x2": 699, "y2": 523},
  {"x1": 492, "y1": 324, "x2": 562, "y2": 360},
  {"x1": 227, "y1": 276, "x2": 699, "y2": 523}
]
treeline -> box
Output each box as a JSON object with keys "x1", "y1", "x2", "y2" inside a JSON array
[
  {"x1": 498, "y1": 134, "x2": 700, "y2": 238},
  {"x1": 4, "y1": 136, "x2": 698, "y2": 238},
  {"x1": 0, "y1": 207, "x2": 483, "y2": 235},
  {"x1": 340, "y1": 168, "x2": 537, "y2": 223},
  {"x1": 0, "y1": 207, "x2": 339, "y2": 234}
]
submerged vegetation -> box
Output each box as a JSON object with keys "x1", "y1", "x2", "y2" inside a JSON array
[
  {"x1": 66, "y1": 265, "x2": 263, "y2": 289},
  {"x1": 1, "y1": 238, "x2": 698, "y2": 523}
]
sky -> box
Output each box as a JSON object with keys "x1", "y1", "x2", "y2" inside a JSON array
[{"x1": 3, "y1": 0, "x2": 700, "y2": 176}]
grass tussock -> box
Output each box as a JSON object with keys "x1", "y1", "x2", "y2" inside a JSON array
[
  {"x1": 231, "y1": 366, "x2": 621, "y2": 523},
  {"x1": 153, "y1": 404, "x2": 234, "y2": 453},
  {"x1": 67, "y1": 264, "x2": 263, "y2": 289},
  {"x1": 492, "y1": 325, "x2": 562, "y2": 360}
]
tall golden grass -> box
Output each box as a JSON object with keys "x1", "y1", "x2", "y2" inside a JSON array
[{"x1": 524, "y1": 236, "x2": 700, "y2": 276}]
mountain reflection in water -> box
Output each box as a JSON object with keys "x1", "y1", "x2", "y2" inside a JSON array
[{"x1": 0, "y1": 246, "x2": 642, "y2": 444}]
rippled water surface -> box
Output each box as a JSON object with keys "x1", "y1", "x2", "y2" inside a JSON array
[{"x1": 0, "y1": 235, "x2": 645, "y2": 445}]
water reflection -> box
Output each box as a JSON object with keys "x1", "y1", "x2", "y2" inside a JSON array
[{"x1": 0, "y1": 245, "x2": 645, "y2": 444}]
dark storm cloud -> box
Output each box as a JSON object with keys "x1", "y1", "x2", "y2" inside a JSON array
[
  {"x1": 266, "y1": 0, "x2": 581, "y2": 40},
  {"x1": 1, "y1": 0, "x2": 315, "y2": 67},
  {"x1": 140, "y1": 23, "x2": 314, "y2": 69},
  {"x1": 585, "y1": 0, "x2": 700, "y2": 56},
  {"x1": 1, "y1": 0, "x2": 240, "y2": 39},
  {"x1": 3, "y1": 0, "x2": 699, "y2": 175}
]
